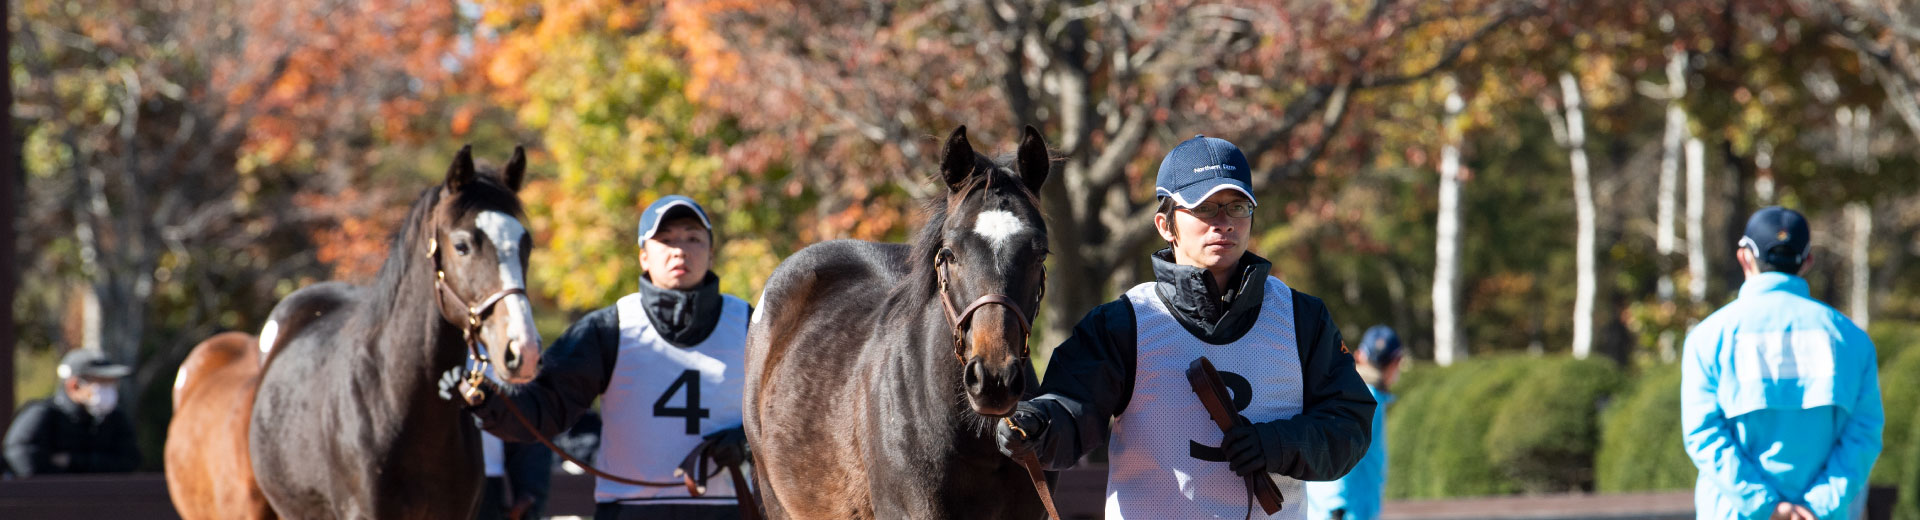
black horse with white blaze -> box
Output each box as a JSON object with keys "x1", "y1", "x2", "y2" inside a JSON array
[
  {"x1": 746, "y1": 126, "x2": 1055, "y2": 519},
  {"x1": 249, "y1": 146, "x2": 542, "y2": 519}
]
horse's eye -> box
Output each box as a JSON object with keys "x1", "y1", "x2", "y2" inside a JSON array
[{"x1": 454, "y1": 242, "x2": 471, "y2": 256}]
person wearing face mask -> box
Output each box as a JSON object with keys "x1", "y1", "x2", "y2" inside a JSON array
[
  {"x1": 443, "y1": 195, "x2": 754, "y2": 520},
  {"x1": 993, "y1": 135, "x2": 1376, "y2": 520},
  {"x1": 5, "y1": 348, "x2": 142, "y2": 477}
]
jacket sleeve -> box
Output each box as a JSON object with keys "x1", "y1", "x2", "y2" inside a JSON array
[
  {"x1": 1026, "y1": 300, "x2": 1137, "y2": 471},
  {"x1": 473, "y1": 306, "x2": 621, "y2": 442},
  {"x1": 2, "y1": 403, "x2": 53, "y2": 477},
  {"x1": 1800, "y1": 325, "x2": 1884, "y2": 518},
  {"x1": 1254, "y1": 293, "x2": 1376, "y2": 481},
  {"x1": 1680, "y1": 325, "x2": 1785, "y2": 517}
]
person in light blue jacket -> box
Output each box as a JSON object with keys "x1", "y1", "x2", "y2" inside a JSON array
[
  {"x1": 1681, "y1": 206, "x2": 1883, "y2": 520},
  {"x1": 1307, "y1": 325, "x2": 1403, "y2": 520}
]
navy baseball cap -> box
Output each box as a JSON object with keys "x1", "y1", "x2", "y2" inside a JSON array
[
  {"x1": 58, "y1": 349, "x2": 131, "y2": 379},
  {"x1": 637, "y1": 195, "x2": 713, "y2": 244},
  {"x1": 1357, "y1": 325, "x2": 1404, "y2": 365},
  {"x1": 1155, "y1": 135, "x2": 1257, "y2": 208},
  {"x1": 1741, "y1": 206, "x2": 1810, "y2": 266}
]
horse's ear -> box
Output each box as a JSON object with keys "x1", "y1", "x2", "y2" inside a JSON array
[
  {"x1": 940, "y1": 126, "x2": 974, "y2": 192},
  {"x1": 1017, "y1": 125, "x2": 1050, "y2": 194},
  {"x1": 444, "y1": 144, "x2": 477, "y2": 193},
  {"x1": 502, "y1": 145, "x2": 527, "y2": 192}
]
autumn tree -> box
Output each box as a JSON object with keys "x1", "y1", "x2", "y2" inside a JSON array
[
  {"x1": 666, "y1": 0, "x2": 1535, "y2": 350},
  {"x1": 13, "y1": 0, "x2": 468, "y2": 461}
]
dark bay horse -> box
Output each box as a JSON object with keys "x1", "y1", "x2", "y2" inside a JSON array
[
  {"x1": 746, "y1": 126, "x2": 1054, "y2": 519},
  {"x1": 246, "y1": 146, "x2": 542, "y2": 518},
  {"x1": 167, "y1": 331, "x2": 274, "y2": 520}
]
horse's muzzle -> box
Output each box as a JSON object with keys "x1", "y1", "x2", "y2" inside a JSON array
[{"x1": 963, "y1": 357, "x2": 1024, "y2": 416}]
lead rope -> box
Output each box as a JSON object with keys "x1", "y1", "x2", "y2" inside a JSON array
[{"x1": 1002, "y1": 419, "x2": 1062, "y2": 520}]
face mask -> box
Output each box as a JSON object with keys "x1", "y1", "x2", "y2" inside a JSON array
[{"x1": 84, "y1": 384, "x2": 118, "y2": 419}]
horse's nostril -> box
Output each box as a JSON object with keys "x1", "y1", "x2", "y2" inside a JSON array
[
  {"x1": 963, "y1": 359, "x2": 983, "y2": 390},
  {"x1": 503, "y1": 342, "x2": 520, "y2": 370}
]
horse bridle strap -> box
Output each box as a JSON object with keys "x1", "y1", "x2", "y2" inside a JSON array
[{"x1": 934, "y1": 248, "x2": 1040, "y2": 361}]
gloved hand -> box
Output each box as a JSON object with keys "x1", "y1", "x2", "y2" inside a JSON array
[
  {"x1": 1221, "y1": 421, "x2": 1281, "y2": 477},
  {"x1": 703, "y1": 426, "x2": 749, "y2": 467},
  {"x1": 435, "y1": 365, "x2": 494, "y2": 407},
  {"x1": 994, "y1": 401, "x2": 1049, "y2": 460}
]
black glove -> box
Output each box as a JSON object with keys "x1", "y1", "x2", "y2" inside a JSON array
[
  {"x1": 1221, "y1": 421, "x2": 1282, "y2": 477},
  {"x1": 703, "y1": 426, "x2": 749, "y2": 467},
  {"x1": 436, "y1": 365, "x2": 494, "y2": 407},
  {"x1": 994, "y1": 401, "x2": 1049, "y2": 460}
]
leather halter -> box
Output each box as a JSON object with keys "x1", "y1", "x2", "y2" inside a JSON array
[
  {"x1": 934, "y1": 247, "x2": 1043, "y2": 363},
  {"x1": 426, "y1": 237, "x2": 527, "y2": 381},
  {"x1": 933, "y1": 246, "x2": 1061, "y2": 520}
]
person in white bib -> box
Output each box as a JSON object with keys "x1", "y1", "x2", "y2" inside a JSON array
[
  {"x1": 995, "y1": 135, "x2": 1377, "y2": 520},
  {"x1": 447, "y1": 195, "x2": 754, "y2": 520}
]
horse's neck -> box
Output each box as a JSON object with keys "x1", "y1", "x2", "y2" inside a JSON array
[{"x1": 356, "y1": 260, "x2": 469, "y2": 429}]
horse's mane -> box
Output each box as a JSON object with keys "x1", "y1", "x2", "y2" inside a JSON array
[{"x1": 365, "y1": 175, "x2": 526, "y2": 322}]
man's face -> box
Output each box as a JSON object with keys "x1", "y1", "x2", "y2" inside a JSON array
[
  {"x1": 1156, "y1": 190, "x2": 1253, "y2": 273},
  {"x1": 64, "y1": 376, "x2": 117, "y2": 405},
  {"x1": 640, "y1": 217, "x2": 712, "y2": 290}
]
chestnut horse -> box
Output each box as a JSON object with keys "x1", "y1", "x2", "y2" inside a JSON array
[
  {"x1": 166, "y1": 331, "x2": 273, "y2": 519},
  {"x1": 745, "y1": 126, "x2": 1054, "y2": 519}
]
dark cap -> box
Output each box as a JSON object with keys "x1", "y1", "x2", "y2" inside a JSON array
[
  {"x1": 1741, "y1": 206, "x2": 1811, "y2": 267},
  {"x1": 1357, "y1": 325, "x2": 1404, "y2": 365},
  {"x1": 1155, "y1": 135, "x2": 1257, "y2": 208},
  {"x1": 637, "y1": 195, "x2": 713, "y2": 244},
  {"x1": 57, "y1": 349, "x2": 131, "y2": 380}
]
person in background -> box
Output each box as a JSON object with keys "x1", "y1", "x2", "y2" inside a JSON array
[
  {"x1": 1306, "y1": 325, "x2": 1404, "y2": 520},
  {"x1": 4, "y1": 349, "x2": 142, "y2": 477},
  {"x1": 1681, "y1": 206, "x2": 1883, "y2": 520}
]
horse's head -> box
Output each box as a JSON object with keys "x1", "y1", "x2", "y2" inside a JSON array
[
  {"x1": 429, "y1": 146, "x2": 542, "y2": 384},
  {"x1": 931, "y1": 125, "x2": 1051, "y2": 417}
]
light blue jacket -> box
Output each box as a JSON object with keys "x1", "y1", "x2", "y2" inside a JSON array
[
  {"x1": 1307, "y1": 384, "x2": 1392, "y2": 520},
  {"x1": 1681, "y1": 272, "x2": 1883, "y2": 520}
]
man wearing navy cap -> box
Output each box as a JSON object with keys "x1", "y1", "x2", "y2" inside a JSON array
[
  {"x1": 996, "y1": 135, "x2": 1375, "y2": 519},
  {"x1": 1681, "y1": 206, "x2": 1882, "y2": 520},
  {"x1": 5, "y1": 349, "x2": 141, "y2": 477},
  {"x1": 1307, "y1": 326, "x2": 1403, "y2": 520},
  {"x1": 448, "y1": 195, "x2": 755, "y2": 520}
]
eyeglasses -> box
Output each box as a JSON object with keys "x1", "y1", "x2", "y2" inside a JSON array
[{"x1": 1182, "y1": 200, "x2": 1256, "y2": 219}]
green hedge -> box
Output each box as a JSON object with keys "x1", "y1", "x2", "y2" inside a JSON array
[
  {"x1": 1382, "y1": 321, "x2": 1920, "y2": 505},
  {"x1": 1594, "y1": 362, "x2": 1692, "y2": 492},
  {"x1": 1488, "y1": 358, "x2": 1625, "y2": 492},
  {"x1": 1387, "y1": 356, "x2": 1619, "y2": 498}
]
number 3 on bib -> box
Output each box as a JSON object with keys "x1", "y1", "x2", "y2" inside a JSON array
[
  {"x1": 1189, "y1": 369, "x2": 1253, "y2": 462},
  {"x1": 653, "y1": 369, "x2": 711, "y2": 434}
]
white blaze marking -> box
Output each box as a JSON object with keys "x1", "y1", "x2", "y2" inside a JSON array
[
  {"x1": 972, "y1": 209, "x2": 1026, "y2": 251},
  {"x1": 475, "y1": 211, "x2": 540, "y2": 364},
  {"x1": 258, "y1": 319, "x2": 280, "y2": 364}
]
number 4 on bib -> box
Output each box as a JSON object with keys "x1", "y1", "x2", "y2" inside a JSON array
[{"x1": 653, "y1": 369, "x2": 711, "y2": 434}]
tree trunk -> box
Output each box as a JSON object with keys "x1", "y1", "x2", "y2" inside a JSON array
[
  {"x1": 1432, "y1": 76, "x2": 1466, "y2": 366},
  {"x1": 1555, "y1": 72, "x2": 1597, "y2": 360},
  {"x1": 1848, "y1": 202, "x2": 1871, "y2": 329},
  {"x1": 1656, "y1": 49, "x2": 1687, "y2": 303},
  {"x1": 1686, "y1": 138, "x2": 1708, "y2": 304}
]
